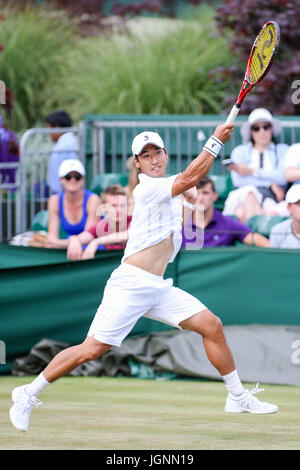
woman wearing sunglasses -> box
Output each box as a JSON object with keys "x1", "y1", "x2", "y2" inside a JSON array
[
  {"x1": 43, "y1": 159, "x2": 101, "y2": 249},
  {"x1": 223, "y1": 108, "x2": 289, "y2": 223}
]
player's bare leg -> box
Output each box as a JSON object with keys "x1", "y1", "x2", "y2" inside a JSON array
[
  {"x1": 43, "y1": 336, "x2": 111, "y2": 382},
  {"x1": 9, "y1": 337, "x2": 111, "y2": 431},
  {"x1": 179, "y1": 309, "x2": 235, "y2": 376},
  {"x1": 179, "y1": 310, "x2": 278, "y2": 414}
]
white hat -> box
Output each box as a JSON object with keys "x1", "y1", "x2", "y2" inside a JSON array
[
  {"x1": 58, "y1": 159, "x2": 85, "y2": 178},
  {"x1": 248, "y1": 108, "x2": 273, "y2": 126},
  {"x1": 240, "y1": 108, "x2": 282, "y2": 143},
  {"x1": 286, "y1": 184, "x2": 300, "y2": 204},
  {"x1": 132, "y1": 131, "x2": 164, "y2": 156}
]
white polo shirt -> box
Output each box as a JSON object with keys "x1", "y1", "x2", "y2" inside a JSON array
[
  {"x1": 122, "y1": 173, "x2": 182, "y2": 263},
  {"x1": 270, "y1": 218, "x2": 300, "y2": 249}
]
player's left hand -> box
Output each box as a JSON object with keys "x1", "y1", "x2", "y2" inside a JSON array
[
  {"x1": 214, "y1": 123, "x2": 234, "y2": 144},
  {"x1": 183, "y1": 186, "x2": 197, "y2": 205}
]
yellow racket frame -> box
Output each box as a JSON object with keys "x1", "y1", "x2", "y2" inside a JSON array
[
  {"x1": 226, "y1": 21, "x2": 280, "y2": 124},
  {"x1": 249, "y1": 22, "x2": 279, "y2": 84}
]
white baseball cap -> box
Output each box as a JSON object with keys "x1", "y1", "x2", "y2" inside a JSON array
[
  {"x1": 286, "y1": 184, "x2": 300, "y2": 204},
  {"x1": 58, "y1": 159, "x2": 85, "y2": 178},
  {"x1": 132, "y1": 131, "x2": 165, "y2": 156},
  {"x1": 248, "y1": 108, "x2": 273, "y2": 126}
]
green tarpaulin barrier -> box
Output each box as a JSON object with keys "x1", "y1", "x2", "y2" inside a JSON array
[{"x1": 1, "y1": 244, "x2": 299, "y2": 374}]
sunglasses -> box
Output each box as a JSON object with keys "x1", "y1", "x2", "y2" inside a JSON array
[
  {"x1": 251, "y1": 123, "x2": 272, "y2": 132},
  {"x1": 64, "y1": 173, "x2": 82, "y2": 181}
]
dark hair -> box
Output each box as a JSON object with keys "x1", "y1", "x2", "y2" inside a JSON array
[
  {"x1": 196, "y1": 177, "x2": 216, "y2": 192},
  {"x1": 45, "y1": 110, "x2": 72, "y2": 128}
]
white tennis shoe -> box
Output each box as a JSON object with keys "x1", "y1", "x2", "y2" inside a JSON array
[
  {"x1": 224, "y1": 383, "x2": 279, "y2": 414},
  {"x1": 10, "y1": 384, "x2": 43, "y2": 432}
]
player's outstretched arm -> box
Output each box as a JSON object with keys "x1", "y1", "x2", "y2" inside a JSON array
[{"x1": 172, "y1": 123, "x2": 234, "y2": 197}]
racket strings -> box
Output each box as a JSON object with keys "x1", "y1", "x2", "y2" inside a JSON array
[{"x1": 249, "y1": 24, "x2": 277, "y2": 84}]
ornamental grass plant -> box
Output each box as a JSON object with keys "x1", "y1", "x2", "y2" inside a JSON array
[
  {"x1": 52, "y1": 10, "x2": 233, "y2": 120},
  {"x1": 0, "y1": 4, "x2": 233, "y2": 131},
  {"x1": 0, "y1": 7, "x2": 77, "y2": 130}
]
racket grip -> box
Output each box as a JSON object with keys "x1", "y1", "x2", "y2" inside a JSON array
[{"x1": 226, "y1": 104, "x2": 240, "y2": 124}]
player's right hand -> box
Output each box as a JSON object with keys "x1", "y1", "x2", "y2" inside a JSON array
[{"x1": 214, "y1": 123, "x2": 234, "y2": 144}]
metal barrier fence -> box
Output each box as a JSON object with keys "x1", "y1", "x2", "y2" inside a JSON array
[
  {"x1": 86, "y1": 118, "x2": 300, "y2": 175},
  {"x1": 0, "y1": 126, "x2": 85, "y2": 242},
  {"x1": 0, "y1": 161, "x2": 22, "y2": 242},
  {"x1": 88, "y1": 118, "x2": 240, "y2": 175},
  {"x1": 1, "y1": 117, "x2": 300, "y2": 242}
]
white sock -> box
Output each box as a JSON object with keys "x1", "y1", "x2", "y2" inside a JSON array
[
  {"x1": 25, "y1": 372, "x2": 50, "y2": 398},
  {"x1": 222, "y1": 369, "x2": 245, "y2": 396}
]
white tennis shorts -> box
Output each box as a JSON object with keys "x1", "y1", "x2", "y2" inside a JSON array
[{"x1": 87, "y1": 262, "x2": 207, "y2": 347}]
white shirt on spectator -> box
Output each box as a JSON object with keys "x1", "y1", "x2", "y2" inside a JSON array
[
  {"x1": 270, "y1": 218, "x2": 300, "y2": 249},
  {"x1": 230, "y1": 141, "x2": 288, "y2": 188}
]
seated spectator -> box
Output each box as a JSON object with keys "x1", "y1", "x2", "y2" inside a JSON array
[
  {"x1": 43, "y1": 159, "x2": 101, "y2": 249},
  {"x1": 182, "y1": 177, "x2": 270, "y2": 248},
  {"x1": 0, "y1": 114, "x2": 19, "y2": 185},
  {"x1": 67, "y1": 184, "x2": 132, "y2": 261},
  {"x1": 270, "y1": 185, "x2": 300, "y2": 249},
  {"x1": 284, "y1": 142, "x2": 300, "y2": 185},
  {"x1": 223, "y1": 108, "x2": 289, "y2": 223},
  {"x1": 46, "y1": 110, "x2": 78, "y2": 194}
]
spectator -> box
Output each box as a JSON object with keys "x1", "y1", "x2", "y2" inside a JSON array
[
  {"x1": 0, "y1": 114, "x2": 19, "y2": 185},
  {"x1": 182, "y1": 177, "x2": 269, "y2": 248},
  {"x1": 46, "y1": 110, "x2": 78, "y2": 194},
  {"x1": 223, "y1": 108, "x2": 289, "y2": 223},
  {"x1": 270, "y1": 185, "x2": 300, "y2": 249},
  {"x1": 43, "y1": 159, "x2": 100, "y2": 249},
  {"x1": 67, "y1": 184, "x2": 132, "y2": 261},
  {"x1": 284, "y1": 142, "x2": 300, "y2": 185}
]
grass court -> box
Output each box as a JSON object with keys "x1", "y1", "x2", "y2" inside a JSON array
[{"x1": 1, "y1": 376, "x2": 299, "y2": 450}]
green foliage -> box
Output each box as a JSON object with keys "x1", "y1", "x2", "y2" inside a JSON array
[
  {"x1": 0, "y1": 7, "x2": 77, "y2": 130},
  {"x1": 0, "y1": 5, "x2": 234, "y2": 131},
  {"x1": 215, "y1": 0, "x2": 300, "y2": 115},
  {"x1": 52, "y1": 18, "x2": 233, "y2": 120}
]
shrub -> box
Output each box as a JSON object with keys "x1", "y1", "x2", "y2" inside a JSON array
[
  {"x1": 215, "y1": 0, "x2": 300, "y2": 115},
  {"x1": 51, "y1": 11, "x2": 233, "y2": 118},
  {"x1": 0, "y1": 7, "x2": 77, "y2": 130},
  {"x1": 0, "y1": 3, "x2": 234, "y2": 130}
]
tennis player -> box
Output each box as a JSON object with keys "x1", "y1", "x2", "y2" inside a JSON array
[{"x1": 10, "y1": 124, "x2": 278, "y2": 432}]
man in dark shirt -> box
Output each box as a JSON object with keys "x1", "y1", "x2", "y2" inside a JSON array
[{"x1": 182, "y1": 177, "x2": 269, "y2": 249}]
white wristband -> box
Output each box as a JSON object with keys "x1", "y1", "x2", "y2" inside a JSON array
[
  {"x1": 183, "y1": 200, "x2": 196, "y2": 211},
  {"x1": 203, "y1": 135, "x2": 223, "y2": 158}
]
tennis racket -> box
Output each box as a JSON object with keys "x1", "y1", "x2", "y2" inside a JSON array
[{"x1": 226, "y1": 21, "x2": 280, "y2": 124}]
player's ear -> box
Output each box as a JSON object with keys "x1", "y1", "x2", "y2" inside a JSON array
[{"x1": 134, "y1": 156, "x2": 140, "y2": 170}]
